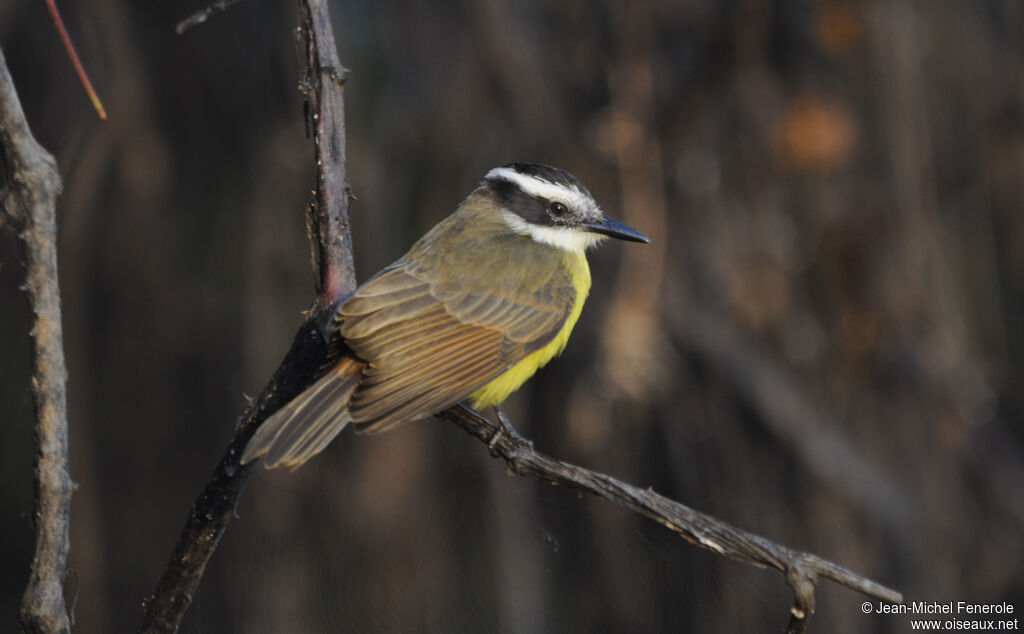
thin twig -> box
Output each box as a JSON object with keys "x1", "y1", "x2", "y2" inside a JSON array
[
  {"x1": 139, "y1": 1, "x2": 355, "y2": 631},
  {"x1": 44, "y1": 0, "x2": 106, "y2": 119},
  {"x1": 175, "y1": 0, "x2": 244, "y2": 35},
  {"x1": 441, "y1": 404, "x2": 903, "y2": 634},
  {"x1": 0, "y1": 50, "x2": 73, "y2": 633}
]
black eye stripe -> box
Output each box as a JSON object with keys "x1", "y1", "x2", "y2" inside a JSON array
[
  {"x1": 489, "y1": 177, "x2": 553, "y2": 226},
  {"x1": 486, "y1": 171, "x2": 595, "y2": 229}
]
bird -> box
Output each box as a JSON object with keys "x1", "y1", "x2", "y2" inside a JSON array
[{"x1": 242, "y1": 163, "x2": 649, "y2": 469}]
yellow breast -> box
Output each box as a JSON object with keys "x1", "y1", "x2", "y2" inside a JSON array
[{"x1": 468, "y1": 249, "x2": 591, "y2": 408}]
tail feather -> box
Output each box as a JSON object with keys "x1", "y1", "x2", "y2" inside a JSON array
[{"x1": 241, "y1": 357, "x2": 363, "y2": 470}]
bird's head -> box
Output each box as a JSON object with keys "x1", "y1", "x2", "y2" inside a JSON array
[{"x1": 483, "y1": 163, "x2": 650, "y2": 253}]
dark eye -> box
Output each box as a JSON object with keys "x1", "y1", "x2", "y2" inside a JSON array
[{"x1": 549, "y1": 201, "x2": 569, "y2": 216}]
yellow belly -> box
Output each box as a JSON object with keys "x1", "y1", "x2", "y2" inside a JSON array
[{"x1": 468, "y1": 250, "x2": 591, "y2": 408}]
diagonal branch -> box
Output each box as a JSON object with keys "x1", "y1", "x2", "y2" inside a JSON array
[
  {"x1": 0, "y1": 50, "x2": 73, "y2": 634},
  {"x1": 138, "y1": 1, "x2": 354, "y2": 631},
  {"x1": 441, "y1": 405, "x2": 903, "y2": 634}
]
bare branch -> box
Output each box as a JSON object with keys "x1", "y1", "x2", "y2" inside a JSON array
[
  {"x1": 0, "y1": 50, "x2": 73, "y2": 634},
  {"x1": 139, "y1": 1, "x2": 355, "y2": 631},
  {"x1": 441, "y1": 404, "x2": 903, "y2": 633},
  {"x1": 299, "y1": 0, "x2": 356, "y2": 309}
]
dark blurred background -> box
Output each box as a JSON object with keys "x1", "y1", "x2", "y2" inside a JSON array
[{"x1": 3, "y1": 1, "x2": 1024, "y2": 632}]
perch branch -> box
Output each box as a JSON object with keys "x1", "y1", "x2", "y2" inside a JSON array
[
  {"x1": 0, "y1": 50, "x2": 73, "y2": 633},
  {"x1": 139, "y1": 1, "x2": 354, "y2": 631},
  {"x1": 441, "y1": 404, "x2": 903, "y2": 634}
]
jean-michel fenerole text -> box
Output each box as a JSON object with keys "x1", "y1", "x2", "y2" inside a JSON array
[{"x1": 875, "y1": 602, "x2": 1014, "y2": 615}]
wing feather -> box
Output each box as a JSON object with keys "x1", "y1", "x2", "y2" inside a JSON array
[
  {"x1": 241, "y1": 357, "x2": 363, "y2": 469},
  {"x1": 355, "y1": 322, "x2": 482, "y2": 369},
  {"x1": 342, "y1": 292, "x2": 439, "y2": 339},
  {"x1": 360, "y1": 327, "x2": 497, "y2": 372},
  {"x1": 346, "y1": 307, "x2": 452, "y2": 357},
  {"x1": 337, "y1": 248, "x2": 575, "y2": 433},
  {"x1": 353, "y1": 346, "x2": 505, "y2": 432}
]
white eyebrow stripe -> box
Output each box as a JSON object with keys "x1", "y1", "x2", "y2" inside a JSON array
[{"x1": 486, "y1": 167, "x2": 594, "y2": 211}]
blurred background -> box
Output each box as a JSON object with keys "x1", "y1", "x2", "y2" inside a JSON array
[{"x1": 3, "y1": 1, "x2": 1024, "y2": 632}]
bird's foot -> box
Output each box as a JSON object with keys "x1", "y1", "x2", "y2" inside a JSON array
[{"x1": 488, "y1": 404, "x2": 531, "y2": 455}]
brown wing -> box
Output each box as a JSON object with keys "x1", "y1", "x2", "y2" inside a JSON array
[{"x1": 340, "y1": 251, "x2": 574, "y2": 433}]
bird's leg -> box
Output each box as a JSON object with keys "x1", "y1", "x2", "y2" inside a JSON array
[{"x1": 488, "y1": 404, "x2": 529, "y2": 453}]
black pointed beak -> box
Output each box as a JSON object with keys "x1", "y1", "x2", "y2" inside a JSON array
[{"x1": 581, "y1": 217, "x2": 650, "y2": 243}]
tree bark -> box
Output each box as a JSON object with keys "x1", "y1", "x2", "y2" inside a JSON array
[{"x1": 1, "y1": 49, "x2": 73, "y2": 634}]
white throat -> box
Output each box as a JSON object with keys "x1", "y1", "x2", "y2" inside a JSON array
[{"x1": 501, "y1": 211, "x2": 605, "y2": 254}]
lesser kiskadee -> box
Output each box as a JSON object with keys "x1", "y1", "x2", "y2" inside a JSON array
[{"x1": 242, "y1": 163, "x2": 649, "y2": 469}]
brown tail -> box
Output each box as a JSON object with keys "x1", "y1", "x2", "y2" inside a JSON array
[{"x1": 241, "y1": 357, "x2": 363, "y2": 470}]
